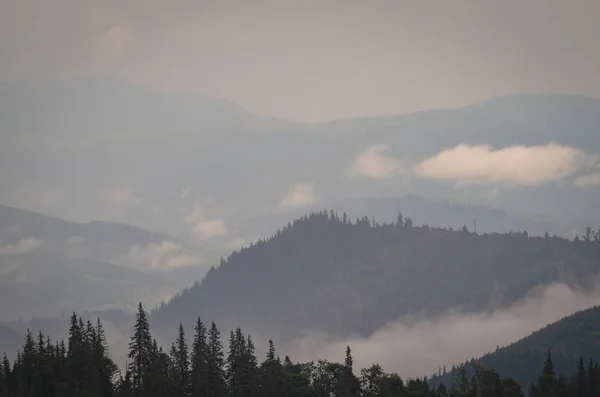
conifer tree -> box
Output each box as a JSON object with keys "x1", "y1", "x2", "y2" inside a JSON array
[
  {"x1": 191, "y1": 317, "x2": 209, "y2": 397},
  {"x1": 227, "y1": 329, "x2": 244, "y2": 397},
  {"x1": 245, "y1": 335, "x2": 259, "y2": 397},
  {"x1": 67, "y1": 312, "x2": 86, "y2": 393},
  {"x1": 0, "y1": 354, "x2": 5, "y2": 397},
  {"x1": 258, "y1": 340, "x2": 290, "y2": 397},
  {"x1": 171, "y1": 323, "x2": 190, "y2": 396},
  {"x1": 128, "y1": 303, "x2": 153, "y2": 396},
  {"x1": 577, "y1": 356, "x2": 586, "y2": 397},
  {"x1": 345, "y1": 346, "x2": 353, "y2": 371},
  {"x1": 542, "y1": 350, "x2": 554, "y2": 377},
  {"x1": 207, "y1": 322, "x2": 227, "y2": 397}
]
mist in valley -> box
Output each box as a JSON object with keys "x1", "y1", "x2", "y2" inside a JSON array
[{"x1": 1, "y1": 1, "x2": 600, "y2": 396}]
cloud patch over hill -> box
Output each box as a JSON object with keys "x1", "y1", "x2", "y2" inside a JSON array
[
  {"x1": 113, "y1": 240, "x2": 203, "y2": 271},
  {"x1": 279, "y1": 183, "x2": 316, "y2": 211},
  {"x1": 349, "y1": 145, "x2": 399, "y2": 179}
]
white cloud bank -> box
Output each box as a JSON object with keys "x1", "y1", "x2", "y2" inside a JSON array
[
  {"x1": 349, "y1": 145, "x2": 399, "y2": 179},
  {"x1": 115, "y1": 240, "x2": 202, "y2": 271},
  {"x1": 0, "y1": 237, "x2": 43, "y2": 255},
  {"x1": 284, "y1": 282, "x2": 600, "y2": 380},
  {"x1": 414, "y1": 143, "x2": 598, "y2": 187},
  {"x1": 279, "y1": 183, "x2": 316, "y2": 211}
]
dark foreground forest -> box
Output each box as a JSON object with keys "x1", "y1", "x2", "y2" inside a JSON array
[{"x1": 1, "y1": 303, "x2": 598, "y2": 397}]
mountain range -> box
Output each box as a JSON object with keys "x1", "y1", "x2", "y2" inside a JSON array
[
  {"x1": 1, "y1": 81, "x2": 600, "y2": 385},
  {"x1": 1, "y1": 81, "x2": 598, "y2": 242},
  {"x1": 0, "y1": 204, "x2": 205, "y2": 321}
]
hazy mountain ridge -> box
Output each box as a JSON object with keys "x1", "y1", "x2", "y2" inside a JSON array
[
  {"x1": 151, "y1": 210, "x2": 600, "y2": 347},
  {"x1": 1, "y1": 81, "x2": 599, "y2": 236},
  {"x1": 0, "y1": 204, "x2": 168, "y2": 247},
  {"x1": 0, "y1": 204, "x2": 205, "y2": 321},
  {"x1": 320, "y1": 93, "x2": 600, "y2": 151}
]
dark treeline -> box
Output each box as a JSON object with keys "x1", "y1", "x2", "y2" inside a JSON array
[{"x1": 2, "y1": 303, "x2": 600, "y2": 397}]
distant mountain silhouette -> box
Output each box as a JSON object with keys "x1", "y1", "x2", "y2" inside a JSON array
[
  {"x1": 2, "y1": 82, "x2": 599, "y2": 235},
  {"x1": 0, "y1": 204, "x2": 203, "y2": 321}
]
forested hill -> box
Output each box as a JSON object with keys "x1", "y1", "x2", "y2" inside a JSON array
[
  {"x1": 431, "y1": 305, "x2": 600, "y2": 389},
  {"x1": 151, "y1": 210, "x2": 600, "y2": 342}
]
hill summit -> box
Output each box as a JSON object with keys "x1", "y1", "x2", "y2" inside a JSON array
[{"x1": 151, "y1": 210, "x2": 600, "y2": 343}]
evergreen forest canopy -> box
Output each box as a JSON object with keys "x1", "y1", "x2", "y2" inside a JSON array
[
  {"x1": 151, "y1": 210, "x2": 600, "y2": 343},
  {"x1": 2, "y1": 303, "x2": 599, "y2": 397}
]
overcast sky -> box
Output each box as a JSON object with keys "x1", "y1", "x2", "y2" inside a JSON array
[{"x1": 2, "y1": 0, "x2": 600, "y2": 122}]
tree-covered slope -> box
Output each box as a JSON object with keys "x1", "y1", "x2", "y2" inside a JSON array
[
  {"x1": 151, "y1": 211, "x2": 600, "y2": 343},
  {"x1": 432, "y1": 306, "x2": 600, "y2": 389}
]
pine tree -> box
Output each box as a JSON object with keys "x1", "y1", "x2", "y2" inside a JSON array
[
  {"x1": 245, "y1": 335, "x2": 259, "y2": 397},
  {"x1": 542, "y1": 350, "x2": 554, "y2": 377},
  {"x1": 67, "y1": 312, "x2": 86, "y2": 393},
  {"x1": 172, "y1": 323, "x2": 190, "y2": 396},
  {"x1": 191, "y1": 317, "x2": 209, "y2": 397},
  {"x1": 577, "y1": 356, "x2": 586, "y2": 397},
  {"x1": 227, "y1": 329, "x2": 244, "y2": 397},
  {"x1": 0, "y1": 353, "x2": 5, "y2": 397},
  {"x1": 345, "y1": 346, "x2": 353, "y2": 371},
  {"x1": 258, "y1": 340, "x2": 289, "y2": 397},
  {"x1": 339, "y1": 346, "x2": 360, "y2": 397},
  {"x1": 267, "y1": 340, "x2": 276, "y2": 362},
  {"x1": 128, "y1": 302, "x2": 153, "y2": 396},
  {"x1": 207, "y1": 322, "x2": 227, "y2": 397}
]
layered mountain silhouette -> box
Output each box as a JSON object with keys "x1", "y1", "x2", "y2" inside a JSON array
[{"x1": 2, "y1": 81, "x2": 599, "y2": 235}]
